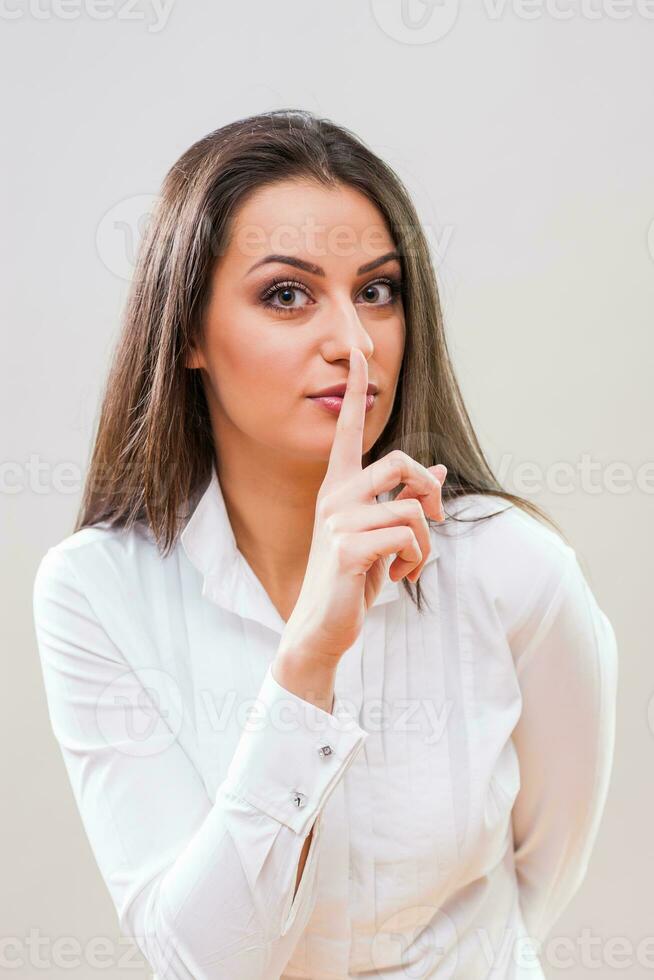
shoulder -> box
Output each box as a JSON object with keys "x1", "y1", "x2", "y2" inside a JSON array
[
  {"x1": 435, "y1": 493, "x2": 581, "y2": 645},
  {"x1": 32, "y1": 521, "x2": 181, "y2": 677},
  {"x1": 439, "y1": 491, "x2": 573, "y2": 569},
  {"x1": 33, "y1": 520, "x2": 161, "y2": 609}
]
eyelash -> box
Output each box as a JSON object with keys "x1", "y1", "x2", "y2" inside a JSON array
[{"x1": 259, "y1": 275, "x2": 404, "y2": 316}]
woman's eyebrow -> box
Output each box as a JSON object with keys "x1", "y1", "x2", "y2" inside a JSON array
[{"x1": 245, "y1": 250, "x2": 401, "y2": 278}]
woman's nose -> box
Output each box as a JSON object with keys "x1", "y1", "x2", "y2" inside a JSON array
[{"x1": 321, "y1": 301, "x2": 374, "y2": 360}]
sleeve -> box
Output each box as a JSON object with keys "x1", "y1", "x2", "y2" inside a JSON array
[
  {"x1": 509, "y1": 545, "x2": 619, "y2": 950},
  {"x1": 32, "y1": 545, "x2": 369, "y2": 980}
]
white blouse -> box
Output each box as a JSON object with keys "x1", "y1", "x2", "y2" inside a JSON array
[{"x1": 32, "y1": 461, "x2": 618, "y2": 980}]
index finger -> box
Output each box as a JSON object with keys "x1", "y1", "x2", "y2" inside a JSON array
[{"x1": 324, "y1": 346, "x2": 367, "y2": 484}]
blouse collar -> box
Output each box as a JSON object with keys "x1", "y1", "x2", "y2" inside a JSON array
[{"x1": 180, "y1": 459, "x2": 439, "y2": 635}]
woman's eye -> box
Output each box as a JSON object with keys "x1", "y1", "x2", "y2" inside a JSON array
[
  {"x1": 260, "y1": 281, "x2": 312, "y2": 314},
  {"x1": 359, "y1": 281, "x2": 395, "y2": 304}
]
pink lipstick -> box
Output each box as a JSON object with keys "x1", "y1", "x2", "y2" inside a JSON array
[{"x1": 309, "y1": 394, "x2": 376, "y2": 415}]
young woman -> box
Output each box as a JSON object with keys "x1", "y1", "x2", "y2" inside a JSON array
[{"x1": 33, "y1": 109, "x2": 618, "y2": 979}]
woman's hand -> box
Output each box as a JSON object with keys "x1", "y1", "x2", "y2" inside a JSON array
[{"x1": 279, "y1": 347, "x2": 447, "y2": 667}]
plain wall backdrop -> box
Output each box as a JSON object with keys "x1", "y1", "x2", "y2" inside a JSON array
[{"x1": 3, "y1": 2, "x2": 652, "y2": 977}]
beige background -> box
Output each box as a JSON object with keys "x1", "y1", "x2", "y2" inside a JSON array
[{"x1": 3, "y1": 2, "x2": 652, "y2": 978}]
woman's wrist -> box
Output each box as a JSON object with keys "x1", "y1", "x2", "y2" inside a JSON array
[{"x1": 271, "y1": 647, "x2": 338, "y2": 715}]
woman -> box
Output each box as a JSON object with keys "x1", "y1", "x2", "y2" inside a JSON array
[{"x1": 33, "y1": 109, "x2": 618, "y2": 979}]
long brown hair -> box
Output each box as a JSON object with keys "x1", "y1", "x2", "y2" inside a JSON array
[{"x1": 76, "y1": 108, "x2": 567, "y2": 611}]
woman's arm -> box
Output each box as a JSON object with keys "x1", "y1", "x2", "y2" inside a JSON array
[
  {"x1": 509, "y1": 545, "x2": 619, "y2": 950},
  {"x1": 32, "y1": 545, "x2": 368, "y2": 979}
]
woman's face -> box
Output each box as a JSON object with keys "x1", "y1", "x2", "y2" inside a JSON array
[{"x1": 187, "y1": 178, "x2": 406, "y2": 469}]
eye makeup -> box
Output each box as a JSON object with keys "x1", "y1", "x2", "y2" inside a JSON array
[{"x1": 258, "y1": 275, "x2": 404, "y2": 316}]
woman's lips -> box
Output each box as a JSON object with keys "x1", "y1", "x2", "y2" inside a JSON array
[{"x1": 308, "y1": 394, "x2": 376, "y2": 415}]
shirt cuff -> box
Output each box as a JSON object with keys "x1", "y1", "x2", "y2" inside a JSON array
[{"x1": 221, "y1": 661, "x2": 369, "y2": 835}]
